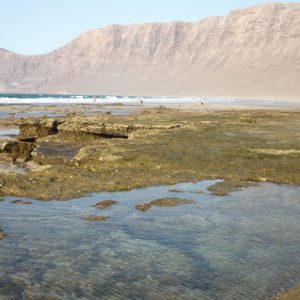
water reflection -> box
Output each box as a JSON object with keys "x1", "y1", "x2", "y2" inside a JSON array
[{"x1": 0, "y1": 181, "x2": 300, "y2": 299}]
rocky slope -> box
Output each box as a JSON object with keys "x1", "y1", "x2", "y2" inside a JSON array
[{"x1": 0, "y1": 2, "x2": 299, "y2": 99}]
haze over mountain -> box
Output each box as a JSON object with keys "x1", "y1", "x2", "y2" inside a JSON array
[{"x1": 0, "y1": 2, "x2": 299, "y2": 99}]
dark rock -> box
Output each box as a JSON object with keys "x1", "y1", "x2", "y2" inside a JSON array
[
  {"x1": 32, "y1": 141, "x2": 81, "y2": 163},
  {"x1": 0, "y1": 140, "x2": 35, "y2": 161}
]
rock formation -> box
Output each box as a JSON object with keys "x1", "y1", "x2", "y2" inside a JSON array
[{"x1": 0, "y1": 3, "x2": 299, "y2": 99}]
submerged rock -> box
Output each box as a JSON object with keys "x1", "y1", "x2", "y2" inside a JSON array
[
  {"x1": 135, "y1": 203, "x2": 151, "y2": 212},
  {"x1": 92, "y1": 200, "x2": 118, "y2": 209},
  {"x1": 190, "y1": 189, "x2": 205, "y2": 194},
  {"x1": 150, "y1": 198, "x2": 196, "y2": 206},
  {"x1": 168, "y1": 188, "x2": 185, "y2": 193},
  {"x1": 0, "y1": 227, "x2": 4, "y2": 240},
  {"x1": 10, "y1": 199, "x2": 32, "y2": 205},
  {"x1": 82, "y1": 215, "x2": 108, "y2": 222}
]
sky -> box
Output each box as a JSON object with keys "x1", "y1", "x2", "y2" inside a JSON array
[{"x1": 0, "y1": 0, "x2": 298, "y2": 55}]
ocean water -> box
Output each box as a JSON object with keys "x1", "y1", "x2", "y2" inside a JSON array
[
  {"x1": 0, "y1": 181, "x2": 300, "y2": 299},
  {"x1": 0, "y1": 93, "x2": 198, "y2": 105}
]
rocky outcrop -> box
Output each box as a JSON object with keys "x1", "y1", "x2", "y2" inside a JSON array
[
  {"x1": 0, "y1": 3, "x2": 299, "y2": 99},
  {"x1": 12, "y1": 114, "x2": 182, "y2": 165},
  {"x1": 17, "y1": 119, "x2": 63, "y2": 142},
  {"x1": 58, "y1": 116, "x2": 182, "y2": 138}
]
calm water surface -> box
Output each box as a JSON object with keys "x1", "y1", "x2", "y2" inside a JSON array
[{"x1": 0, "y1": 181, "x2": 300, "y2": 299}]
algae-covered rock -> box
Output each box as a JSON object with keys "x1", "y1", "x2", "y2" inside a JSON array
[
  {"x1": 150, "y1": 198, "x2": 196, "y2": 206},
  {"x1": 82, "y1": 215, "x2": 108, "y2": 222},
  {"x1": 207, "y1": 180, "x2": 254, "y2": 196},
  {"x1": 0, "y1": 139, "x2": 35, "y2": 161},
  {"x1": 92, "y1": 200, "x2": 118, "y2": 209},
  {"x1": 74, "y1": 145, "x2": 123, "y2": 163},
  {"x1": 135, "y1": 203, "x2": 151, "y2": 212}
]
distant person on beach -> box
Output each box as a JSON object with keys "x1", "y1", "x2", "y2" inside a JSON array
[
  {"x1": 93, "y1": 96, "x2": 96, "y2": 103},
  {"x1": 199, "y1": 96, "x2": 204, "y2": 105},
  {"x1": 138, "y1": 97, "x2": 143, "y2": 104}
]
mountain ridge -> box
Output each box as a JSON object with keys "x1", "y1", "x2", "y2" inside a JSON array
[{"x1": 0, "y1": 2, "x2": 299, "y2": 99}]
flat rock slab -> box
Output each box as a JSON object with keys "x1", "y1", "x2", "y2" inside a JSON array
[{"x1": 33, "y1": 141, "x2": 81, "y2": 163}]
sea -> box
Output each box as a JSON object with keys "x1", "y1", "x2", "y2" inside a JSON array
[{"x1": 1, "y1": 93, "x2": 299, "y2": 107}]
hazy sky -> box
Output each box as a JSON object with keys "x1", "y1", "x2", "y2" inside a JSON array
[{"x1": 0, "y1": 0, "x2": 298, "y2": 54}]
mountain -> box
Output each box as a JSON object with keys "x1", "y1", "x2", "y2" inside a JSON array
[{"x1": 0, "y1": 2, "x2": 299, "y2": 99}]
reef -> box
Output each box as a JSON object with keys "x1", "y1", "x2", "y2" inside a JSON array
[{"x1": 0, "y1": 108, "x2": 299, "y2": 200}]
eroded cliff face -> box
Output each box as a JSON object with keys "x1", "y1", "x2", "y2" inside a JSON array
[{"x1": 0, "y1": 2, "x2": 299, "y2": 98}]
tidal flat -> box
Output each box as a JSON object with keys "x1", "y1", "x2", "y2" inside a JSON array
[
  {"x1": 0, "y1": 107, "x2": 300, "y2": 299},
  {"x1": 0, "y1": 107, "x2": 299, "y2": 200}
]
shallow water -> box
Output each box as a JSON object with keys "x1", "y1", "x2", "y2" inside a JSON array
[
  {"x1": 0, "y1": 128, "x2": 19, "y2": 140},
  {"x1": 0, "y1": 181, "x2": 300, "y2": 299},
  {"x1": 0, "y1": 162, "x2": 26, "y2": 174}
]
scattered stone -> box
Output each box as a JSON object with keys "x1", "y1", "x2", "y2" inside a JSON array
[
  {"x1": 150, "y1": 198, "x2": 196, "y2": 207},
  {"x1": 10, "y1": 199, "x2": 32, "y2": 205},
  {"x1": 82, "y1": 215, "x2": 108, "y2": 222},
  {"x1": 135, "y1": 203, "x2": 151, "y2": 212},
  {"x1": 0, "y1": 198, "x2": 4, "y2": 202},
  {"x1": 92, "y1": 200, "x2": 118, "y2": 209}
]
